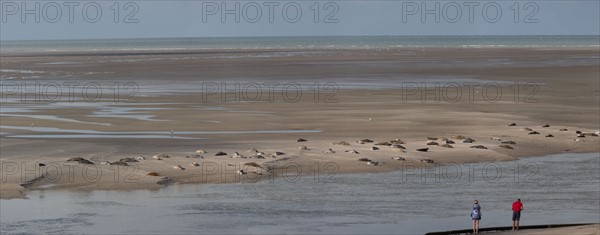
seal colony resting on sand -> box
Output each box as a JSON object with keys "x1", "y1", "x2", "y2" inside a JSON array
[{"x1": 49, "y1": 123, "x2": 597, "y2": 190}]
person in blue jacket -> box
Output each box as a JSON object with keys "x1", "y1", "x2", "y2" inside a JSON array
[{"x1": 471, "y1": 200, "x2": 481, "y2": 234}]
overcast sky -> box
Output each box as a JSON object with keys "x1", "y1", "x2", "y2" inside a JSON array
[{"x1": 1, "y1": 0, "x2": 599, "y2": 40}]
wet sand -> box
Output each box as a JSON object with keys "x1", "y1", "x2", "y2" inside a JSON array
[
  {"x1": 1, "y1": 47, "x2": 599, "y2": 199},
  {"x1": 492, "y1": 224, "x2": 599, "y2": 235}
]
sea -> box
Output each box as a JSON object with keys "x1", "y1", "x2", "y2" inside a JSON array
[{"x1": 1, "y1": 35, "x2": 599, "y2": 53}]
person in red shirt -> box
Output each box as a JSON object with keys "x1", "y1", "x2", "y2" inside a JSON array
[{"x1": 512, "y1": 198, "x2": 524, "y2": 231}]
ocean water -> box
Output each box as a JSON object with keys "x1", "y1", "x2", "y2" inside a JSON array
[
  {"x1": 1, "y1": 152, "x2": 598, "y2": 234},
  {"x1": 1, "y1": 35, "x2": 599, "y2": 53}
]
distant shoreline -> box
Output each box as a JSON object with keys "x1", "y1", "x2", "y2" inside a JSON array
[{"x1": 2, "y1": 35, "x2": 599, "y2": 54}]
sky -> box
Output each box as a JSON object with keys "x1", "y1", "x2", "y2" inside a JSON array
[{"x1": 0, "y1": 0, "x2": 599, "y2": 40}]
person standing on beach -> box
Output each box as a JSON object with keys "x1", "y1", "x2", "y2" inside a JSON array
[
  {"x1": 512, "y1": 199, "x2": 524, "y2": 231},
  {"x1": 471, "y1": 200, "x2": 482, "y2": 234}
]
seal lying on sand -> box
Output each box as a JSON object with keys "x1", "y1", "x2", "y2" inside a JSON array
[
  {"x1": 153, "y1": 154, "x2": 170, "y2": 159},
  {"x1": 67, "y1": 157, "x2": 94, "y2": 165},
  {"x1": 499, "y1": 145, "x2": 514, "y2": 149},
  {"x1": 452, "y1": 135, "x2": 466, "y2": 140},
  {"x1": 110, "y1": 161, "x2": 128, "y2": 166},
  {"x1": 333, "y1": 141, "x2": 350, "y2": 146},
  {"x1": 173, "y1": 165, "x2": 185, "y2": 170},
  {"x1": 120, "y1": 158, "x2": 138, "y2": 163},
  {"x1": 391, "y1": 144, "x2": 406, "y2": 149},
  {"x1": 416, "y1": 148, "x2": 429, "y2": 152},
  {"x1": 375, "y1": 142, "x2": 392, "y2": 146},
  {"x1": 470, "y1": 145, "x2": 487, "y2": 149},
  {"x1": 440, "y1": 144, "x2": 453, "y2": 148},
  {"x1": 426, "y1": 140, "x2": 438, "y2": 145}
]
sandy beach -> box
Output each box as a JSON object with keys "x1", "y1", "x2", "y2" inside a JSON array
[{"x1": 1, "y1": 47, "x2": 599, "y2": 200}]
